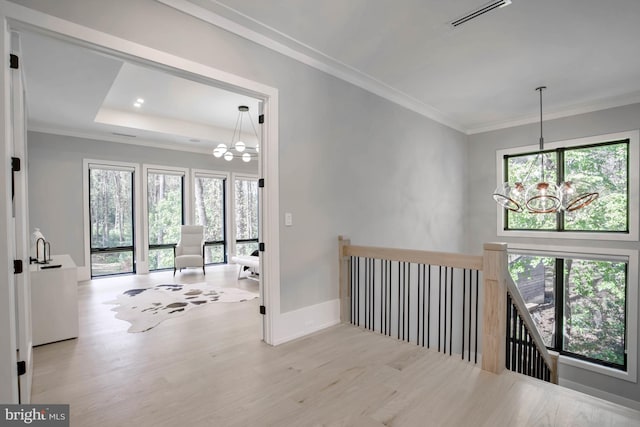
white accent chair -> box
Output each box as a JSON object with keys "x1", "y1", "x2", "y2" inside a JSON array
[{"x1": 173, "y1": 225, "x2": 205, "y2": 276}]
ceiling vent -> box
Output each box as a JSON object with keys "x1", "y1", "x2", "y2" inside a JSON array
[
  {"x1": 450, "y1": 0, "x2": 511, "y2": 28},
  {"x1": 112, "y1": 132, "x2": 136, "y2": 138}
]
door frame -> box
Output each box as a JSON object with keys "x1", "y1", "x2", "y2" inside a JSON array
[{"x1": 0, "y1": 0, "x2": 281, "y2": 402}]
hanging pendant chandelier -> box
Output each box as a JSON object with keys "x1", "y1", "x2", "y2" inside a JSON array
[
  {"x1": 493, "y1": 87, "x2": 599, "y2": 214},
  {"x1": 212, "y1": 105, "x2": 259, "y2": 162}
]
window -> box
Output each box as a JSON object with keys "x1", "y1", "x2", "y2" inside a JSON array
[
  {"x1": 146, "y1": 167, "x2": 186, "y2": 271},
  {"x1": 507, "y1": 244, "x2": 638, "y2": 381},
  {"x1": 88, "y1": 164, "x2": 135, "y2": 277},
  {"x1": 193, "y1": 171, "x2": 227, "y2": 264},
  {"x1": 497, "y1": 131, "x2": 639, "y2": 241},
  {"x1": 234, "y1": 176, "x2": 259, "y2": 256}
]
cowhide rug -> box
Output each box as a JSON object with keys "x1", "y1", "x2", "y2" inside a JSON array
[{"x1": 105, "y1": 283, "x2": 258, "y2": 332}]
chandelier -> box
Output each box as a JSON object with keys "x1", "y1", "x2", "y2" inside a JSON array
[
  {"x1": 212, "y1": 105, "x2": 259, "y2": 162},
  {"x1": 493, "y1": 87, "x2": 599, "y2": 213}
]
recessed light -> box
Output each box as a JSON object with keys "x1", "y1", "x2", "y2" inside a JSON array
[
  {"x1": 133, "y1": 102, "x2": 141, "y2": 108},
  {"x1": 136, "y1": 98, "x2": 145, "y2": 104}
]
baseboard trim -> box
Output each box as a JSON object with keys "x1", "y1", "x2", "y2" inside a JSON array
[
  {"x1": 559, "y1": 378, "x2": 640, "y2": 411},
  {"x1": 272, "y1": 299, "x2": 340, "y2": 346},
  {"x1": 77, "y1": 266, "x2": 90, "y2": 282}
]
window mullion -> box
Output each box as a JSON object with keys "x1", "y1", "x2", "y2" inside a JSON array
[
  {"x1": 554, "y1": 258, "x2": 564, "y2": 353},
  {"x1": 557, "y1": 148, "x2": 564, "y2": 231}
]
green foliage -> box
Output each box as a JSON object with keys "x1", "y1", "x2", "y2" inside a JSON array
[
  {"x1": 508, "y1": 253, "x2": 626, "y2": 367},
  {"x1": 506, "y1": 142, "x2": 628, "y2": 231},
  {"x1": 235, "y1": 179, "x2": 259, "y2": 241}
]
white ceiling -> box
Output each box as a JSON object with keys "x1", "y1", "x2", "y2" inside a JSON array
[
  {"x1": 20, "y1": 30, "x2": 260, "y2": 152},
  {"x1": 175, "y1": 0, "x2": 640, "y2": 133},
  {"x1": 17, "y1": 0, "x2": 640, "y2": 141}
]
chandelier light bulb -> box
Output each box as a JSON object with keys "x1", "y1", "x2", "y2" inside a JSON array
[
  {"x1": 235, "y1": 141, "x2": 246, "y2": 152},
  {"x1": 242, "y1": 152, "x2": 251, "y2": 162},
  {"x1": 224, "y1": 151, "x2": 233, "y2": 161},
  {"x1": 212, "y1": 143, "x2": 227, "y2": 158}
]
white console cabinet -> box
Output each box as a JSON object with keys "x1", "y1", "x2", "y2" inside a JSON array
[{"x1": 29, "y1": 254, "x2": 79, "y2": 346}]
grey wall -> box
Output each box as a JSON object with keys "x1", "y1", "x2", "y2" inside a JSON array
[
  {"x1": 27, "y1": 131, "x2": 258, "y2": 266},
  {"x1": 17, "y1": 0, "x2": 469, "y2": 314},
  {"x1": 467, "y1": 102, "x2": 640, "y2": 404}
]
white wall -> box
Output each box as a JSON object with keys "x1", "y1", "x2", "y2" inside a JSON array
[
  {"x1": 14, "y1": 0, "x2": 469, "y2": 316},
  {"x1": 467, "y1": 102, "x2": 640, "y2": 406}
]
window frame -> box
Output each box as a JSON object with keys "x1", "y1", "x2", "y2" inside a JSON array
[
  {"x1": 231, "y1": 173, "x2": 259, "y2": 257},
  {"x1": 496, "y1": 130, "x2": 639, "y2": 241},
  {"x1": 508, "y1": 243, "x2": 638, "y2": 382},
  {"x1": 143, "y1": 164, "x2": 190, "y2": 271},
  {"x1": 83, "y1": 159, "x2": 141, "y2": 279},
  {"x1": 191, "y1": 169, "x2": 230, "y2": 265}
]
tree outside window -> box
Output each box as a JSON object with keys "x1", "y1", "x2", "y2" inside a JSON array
[{"x1": 508, "y1": 253, "x2": 627, "y2": 369}]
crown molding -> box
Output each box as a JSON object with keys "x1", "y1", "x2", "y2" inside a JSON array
[
  {"x1": 467, "y1": 90, "x2": 640, "y2": 135},
  {"x1": 156, "y1": 0, "x2": 466, "y2": 133}
]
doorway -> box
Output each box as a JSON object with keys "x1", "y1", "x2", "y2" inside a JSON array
[{"x1": 0, "y1": 5, "x2": 280, "y2": 404}]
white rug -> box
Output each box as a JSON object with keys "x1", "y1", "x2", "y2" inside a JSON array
[{"x1": 105, "y1": 282, "x2": 258, "y2": 332}]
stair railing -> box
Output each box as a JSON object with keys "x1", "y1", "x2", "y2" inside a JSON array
[{"x1": 338, "y1": 237, "x2": 558, "y2": 383}]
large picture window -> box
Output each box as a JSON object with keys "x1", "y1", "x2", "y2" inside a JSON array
[
  {"x1": 507, "y1": 245, "x2": 638, "y2": 382},
  {"x1": 194, "y1": 172, "x2": 227, "y2": 264},
  {"x1": 147, "y1": 168, "x2": 185, "y2": 271},
  {"x1": 88, "y1": 165, "x2": 135, "y2": 277},
  {"x1": 496, "y1": 131, "x2": 639, "y2": 241},
  {"x1": 234, "y1": 176, "x2": 259, "y2": 256}
]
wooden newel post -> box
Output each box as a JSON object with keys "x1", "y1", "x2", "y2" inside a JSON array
[
  {"x1": 481, "y1": 242, "x2": 508, "y2": 375},
  {"x1": 338, "y1": 236, "x2": 351, "y2": 323}
]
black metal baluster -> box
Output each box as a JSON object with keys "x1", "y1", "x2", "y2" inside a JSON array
[
  {"x1": 468, "y1": 270, "x2": 473, "y2": 362},
  {"x1": 505, "y1": 295, "x2": 511, "y2": 370},
  {"x1": 417, "y1": 264, "x2": 421, "y2": 346},
  {"x1": 356, "y1": 257, "x2": 360, "y2": 327},
  {"x1": 422, "y1": 265, "x2": 427, "y2": 347},
  {"x1": 443, "y1": 266, "x2": 448, "y2": 354},
  {"x1": 511, "y1": 303, "x2": 517, "y2": 371},
  {"x1": 407, "y1": 262, "x2": 411, "y2": 342},
  {"x1": 397, "y1": 261, "x2": 401, "y2": 340},
  {"x1": 449, "y1": 267, "x2": 453, "y2": 356},
  {"x1": 474, "y1": 269, "x2": 479, "y2": 364},
  {"x1": 371, "y1": 258, "x2": 375, "y2": 331},
  {"x1": 388, "y1": 260, "x2": 392, "y2": 336},
  {"x1": 382, "y1": 260, "x2": 386, "y2": 335},
  {"x1": 438, "y1": 266, "x2": 442, "y2": 353},
  {"x1": 427, "y1": 265, "x2": 431, "y2": 349},
  {"x1": 350, "y1": 256, "x2": 354, "y2": 324},
  {"x1": 462, "y1": 269, "x2": 467, "y2": 360}
]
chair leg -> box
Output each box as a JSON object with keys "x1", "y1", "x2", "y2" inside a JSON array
[
  {"x1": 203, "y1": 265, "x2": 206, "y2": 275},
  {"x1": 173, "y1": 267, "x2": 176, "y2": 276}
]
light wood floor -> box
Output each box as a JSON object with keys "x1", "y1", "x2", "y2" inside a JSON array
[{"x1": 32, "y1": 265, "x2": 640, "y2": 426}]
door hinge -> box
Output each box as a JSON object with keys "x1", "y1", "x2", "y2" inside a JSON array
[
  {"x1": 259, "y1": 242, "x2": 265, "y2": 252},
  {"x1": 9, "y1": 54, "x2": 18, "y2": 69},
  {"x1": 14, "y1": 259, "x2": 23, "y2": 275},
  {"x1": 17, "y1": 361, "x2": 26, "y2": 376},
  {"x1": 12, "y1": 157, "x2": 21, "y2": 172},
  {"x1": 259, "y1": 305, "x2": 266, "y2": 315},
  {"x1": 258, "y1": 114, "x2": 264, "y2": 124},
  {"x1": 258, "y1": 178, "x2": 264, "y2": 188}
]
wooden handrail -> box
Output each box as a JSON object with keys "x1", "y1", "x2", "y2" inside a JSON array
[
  {"x1": 506, "y1": 274, "x2": 559, "y2": 384},
  {"x1": 343, "y1": 245, "x2": 483, "y2": 271}
]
